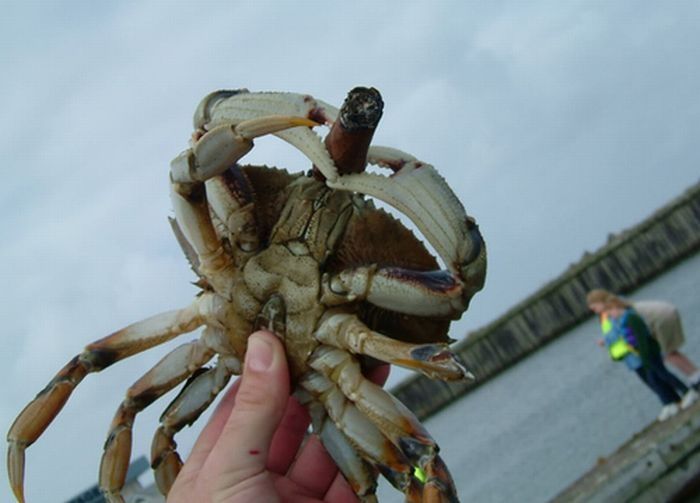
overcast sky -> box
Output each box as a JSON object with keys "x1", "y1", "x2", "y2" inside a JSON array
[{"x1": 2, "y1": 1, "x2": 700, "y2": 501}]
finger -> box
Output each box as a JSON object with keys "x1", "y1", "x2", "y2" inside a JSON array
[
  {"x1": 267, "y1": 396, "x2": 311, "y2": 474},
  {"x1": 366, "y1": 363, "x2": 390, "y2": 386},
  {"x1": 324, "y1": 471, "x2": 361, "y2": 503},
  {"x1": 203, "y1": 331, "x2": 290, "y2": 490},
  {"x1": 272, "y1": 474, "x2": 338, "y2": 503},
  {"x1": 287, "y1": 435, "x2": 338, "y2": 496},
  {"x1": 180, "y1": 378, "x2": 242, "y2": 471}
]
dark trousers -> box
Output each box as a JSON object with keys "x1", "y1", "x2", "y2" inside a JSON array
[{"x1": 635, "y1": 351, "x2": 688, "y2": 405}]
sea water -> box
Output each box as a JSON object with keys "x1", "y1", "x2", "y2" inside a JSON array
[{"x1": 378, "y1": 252, "x2": 700, "y2": 502}]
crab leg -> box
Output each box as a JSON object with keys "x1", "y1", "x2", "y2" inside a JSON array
[
  {"x1": 171, "y1": 116, "x2": 317, "y2": 185},
  {"x1": 320, "y1": 87, "x2": 383, "y2": 177},
  {"x1": 204, "y1": 169, "x2": 258, "y2": 254},
  {"x1": 327, "y1": 146, "x2": 487, "y2": 306},
  {"x1": 170, "y1": 184, "x2": 236, "y2": 295},
  {"x1": 299, "y1": 372, "x2": 413, "y2": 492},
  {"x1": 315, "y1": 313, "x2": 471, "y2": 381},
  {"x1": 322, "y1": 266, "x2": 466, "y2": 318},
  {"x1": 6, "y1": 293, "x2": 221, "y2": 503},
  {"x1": 193, "y1": 90, "x2": 340, "y2": 181},
  {"x1": 151, "y1": 355, "x2": 239, "y2": 495},
  {"x1": 170, "y1": 115, "x2": 317, "y2": 296},
  {"x1": 308, "y1": 346, "x2": 460, "y2": 503},
  {"x1": 298, "y1": 394, "x2": 379, "y2": 502},
  {"x1": 99, "y1": 338, "x2": 217, "y2": 502}
]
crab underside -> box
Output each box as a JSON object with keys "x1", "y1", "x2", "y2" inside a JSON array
[{"x1": 8, "y1": 87, "x2": 486, "y2": 502}]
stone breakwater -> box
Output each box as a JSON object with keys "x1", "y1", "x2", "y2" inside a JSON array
[{"x1": 393, "y1": 180, "x2": 700, "y2": 420}]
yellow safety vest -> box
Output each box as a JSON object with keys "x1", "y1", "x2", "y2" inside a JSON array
[{"x1": 601, "y1": 312, "x2": 632, "y2": 361}]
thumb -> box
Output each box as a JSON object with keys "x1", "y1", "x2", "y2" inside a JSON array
[{"x1": 205, "y1": 331, "x2": 290, "y2": 494}]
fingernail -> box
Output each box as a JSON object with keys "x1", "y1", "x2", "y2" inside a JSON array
[{"x1": 246, "y1": 334, "x2": 274, "y2": 372}]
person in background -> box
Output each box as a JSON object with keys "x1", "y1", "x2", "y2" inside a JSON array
[
  {"x1": 587, "y1": 289, "x2": 700, "y2": 388},
  {"x1": 595, "y1": 295, "x2": 699, "y2": 421}
]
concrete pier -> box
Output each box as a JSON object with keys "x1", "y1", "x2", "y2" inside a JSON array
[{"x1": 552, "y1": 401, "x2": 700, "y2": 502}]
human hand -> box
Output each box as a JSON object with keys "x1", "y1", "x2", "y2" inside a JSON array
[{"x1": 168, "y1": 330, "x2": 388, "y2": 502}]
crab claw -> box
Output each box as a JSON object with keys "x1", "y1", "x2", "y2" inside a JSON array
[
  {"x1": 327, "y1": 146, "x2": 487, "y2": 305},
  {"x1": 7, "y1": 442, "x2": 25, "y2": 503},
  {"x1": 171, "y1": 115, "x2": 319, "y2": 184},
  {"x1": 194, "y1": 89, "x2": 341, "y2": 182}
]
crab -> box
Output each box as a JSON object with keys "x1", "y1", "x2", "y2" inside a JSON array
[{"x1": 7, "y1": 87, "x2": 486, "y2": 502}]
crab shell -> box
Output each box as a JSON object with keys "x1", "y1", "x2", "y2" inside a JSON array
[{"x1": 7, "y1": 88, "x2": 486, "y2": 502}]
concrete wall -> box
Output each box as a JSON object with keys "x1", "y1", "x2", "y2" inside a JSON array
[{"x1": 392, "y1": 181, "x2": 700, "y2": 420}]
